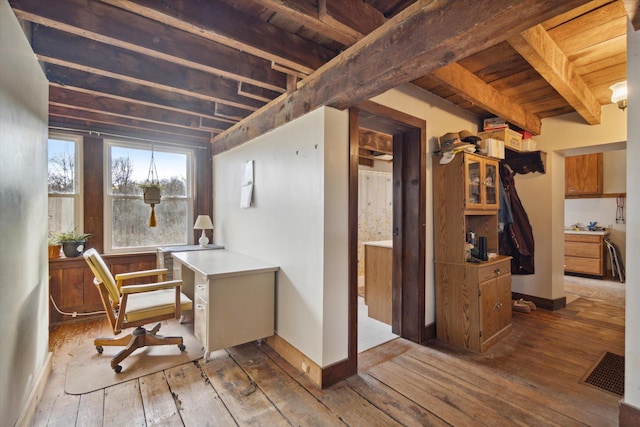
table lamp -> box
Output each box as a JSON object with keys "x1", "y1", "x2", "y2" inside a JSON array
[{"x1": 194, "y1": 215, "x2": 213, "y2": 247}]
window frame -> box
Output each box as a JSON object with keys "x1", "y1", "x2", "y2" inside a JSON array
[
  {"x1": 103, "y1": 139, "x2": 195, "y2": 254},
  {"x1": 48, "y1": 132, "x2": 84, "y2": 235}
]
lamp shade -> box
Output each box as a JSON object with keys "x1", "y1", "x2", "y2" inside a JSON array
[
  {"x1": 609, "y1": 81, "x2": 627, "y2": 103},
  {"x1": 193, "y1": 215, "x2": 213, "y2": 230}
]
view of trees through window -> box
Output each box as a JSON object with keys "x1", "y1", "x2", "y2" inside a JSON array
[
  {"x1": 108, "y1": 143, "x2": 192, "y2": 251},
  {"x1": 48, "y1": 137, "x2": 78, "y2": 235}
]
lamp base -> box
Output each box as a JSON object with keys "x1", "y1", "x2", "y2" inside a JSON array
[{"x1": 198, "y1": 230, "x2": 209, "y2": 247}]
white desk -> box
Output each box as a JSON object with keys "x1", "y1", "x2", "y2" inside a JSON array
[{"x1": 172, "y1": 250, "x2": 279, "y2": 361}]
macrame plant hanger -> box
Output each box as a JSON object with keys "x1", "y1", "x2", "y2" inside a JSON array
[{"x1": 142, "y1": 144, "x2": 161, "y2": 227}]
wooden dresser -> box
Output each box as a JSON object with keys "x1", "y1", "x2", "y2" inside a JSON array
[{"x1": 564, "y1": 231, "x2": 608, "y2": 278}]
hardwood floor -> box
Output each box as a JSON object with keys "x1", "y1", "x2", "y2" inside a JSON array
[{"x1": 34, "y1": 297, "x2": 624, "y2": 426}]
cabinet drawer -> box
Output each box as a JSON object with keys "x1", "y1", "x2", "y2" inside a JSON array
[
  {"x1": 564, "y1": 234, "x2": 601, "y2": 243},
  {"x1": 478, "y1": 259, "x2": 510, "y2": 283},
  {"x1": 565, "y1": 242, "x2": 601, "y2": 258},
  {"x1": 564, "y1": 256, "x2": 603, "y2": 276}
]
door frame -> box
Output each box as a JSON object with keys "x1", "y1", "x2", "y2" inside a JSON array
[{"x1": 347, "y1": 100, "x2": 427, "y2": 370}]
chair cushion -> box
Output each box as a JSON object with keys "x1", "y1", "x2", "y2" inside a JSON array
[{"x1": 124, "y1": 289, "x2": 193, "y2": 323}]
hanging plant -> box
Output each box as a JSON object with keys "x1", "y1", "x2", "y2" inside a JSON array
[{"x1": 141, "y1": 145, "x2": 161, "y2": 227}]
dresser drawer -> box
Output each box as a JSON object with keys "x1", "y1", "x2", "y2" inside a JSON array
[
  {"x1": 564, "y1": 256, "x2": 603, "y2": 276},
  {"x1": 564, "y1": 233, "x2": 601, "y2": 243},
  {"x1": 478, "y1": 259, "x2": 511, "y2": 283},
  {"x1": 565, "y1": 242, "x2": 601, "y2": 258}
]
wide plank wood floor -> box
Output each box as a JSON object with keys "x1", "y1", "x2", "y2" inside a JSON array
[{"x1": 34, "y1": 297, "x2": 624, "y2": 426}]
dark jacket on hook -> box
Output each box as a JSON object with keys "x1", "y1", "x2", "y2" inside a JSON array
[{"x1": 499, "y1": 163, "x2": 535, "y2": 274}]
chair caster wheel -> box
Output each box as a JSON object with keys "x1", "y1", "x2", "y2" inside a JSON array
[
  {"x1": 96, "y1": 346, "x2": 103, "y2": 354},
  {"x1": 178, "y1": 344, "x2": 186, "y2": 351},
  {"x1": 113, "y1": 365, "x2": 122, "y2": 373}
]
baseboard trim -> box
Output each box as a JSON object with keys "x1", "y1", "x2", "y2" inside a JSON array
[
  {"x1": 512, "y1": 292, "x2": 566, "y2": 311},
  {"x1": 619, "y1": 400, "x2": 640, "y2": 426},
  {"x1": 264, "y1": 334, "x2": 323, "y2": 388},
  {"x1": 15, "y1": 351, "x2": 53, "y2": 427}
]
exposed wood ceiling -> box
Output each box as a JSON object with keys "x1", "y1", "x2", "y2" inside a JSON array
[{"x1": 10, "y1": 0, "x2": 636, "y2": 150}]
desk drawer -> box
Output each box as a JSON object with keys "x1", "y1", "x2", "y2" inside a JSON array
[
  {"x1": 194, "y1": 296, "x2": 208, "y2": 345},
  {"x1": 195, "y1": 283, "x2": 209, "y2": 301}
]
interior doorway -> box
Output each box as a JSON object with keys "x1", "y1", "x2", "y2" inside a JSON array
[{"x1": 347, "y1": 101, "x2": 427, "y2": 368}]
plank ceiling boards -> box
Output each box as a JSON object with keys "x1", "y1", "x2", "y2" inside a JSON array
[{"x1": 8, "y1": 0, "x2": 636, "y2": 149}]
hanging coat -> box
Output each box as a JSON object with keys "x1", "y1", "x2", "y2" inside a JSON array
[{"x1": 499, "y1": 163, "x2": 535, "y2": 274}]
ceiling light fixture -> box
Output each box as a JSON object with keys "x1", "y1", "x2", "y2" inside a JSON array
[{"x1": 609, "y1": 81, "x2": 627, "y2": 111}]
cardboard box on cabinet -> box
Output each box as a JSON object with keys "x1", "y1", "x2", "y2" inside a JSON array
[{"x1": 479, "y1": 128, "x2": 523, "y2": 151}]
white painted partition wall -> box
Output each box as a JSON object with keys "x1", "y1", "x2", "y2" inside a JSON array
[{"x1": 213, "y1": 107, "x2": 349, "y2": 367}]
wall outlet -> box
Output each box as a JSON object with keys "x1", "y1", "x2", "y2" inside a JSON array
[{"x1": 301, "y1": 360, "x2": 310, "y2": 374}]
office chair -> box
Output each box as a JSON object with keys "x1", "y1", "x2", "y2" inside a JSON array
[{"x1": 83, "y1": 248, "x2": 193, "y2": 372}]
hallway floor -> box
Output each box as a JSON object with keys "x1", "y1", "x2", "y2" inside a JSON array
[{"x1": 564, "y1": 274, "x2": 625, "y2": 307}]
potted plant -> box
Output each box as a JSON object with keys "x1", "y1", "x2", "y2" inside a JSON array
[
  {"x1": 52, "y1": 229, "x2": 92, "y2": 258},
  {"x1": 140, "y1": 182, "x2": 162, "y2": 205}
]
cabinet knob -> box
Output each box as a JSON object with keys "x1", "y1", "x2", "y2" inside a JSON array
[
  {"x1": 495, "y1": 297, "x2": 502, "y2": 311},
  {"x1": 195, "y1": 304, "x2": 206, "y2": 310},
  {"x1": 494, "y1": 268, "x2": 501, "y2": 275}
]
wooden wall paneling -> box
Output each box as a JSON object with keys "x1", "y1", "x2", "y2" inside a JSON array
[
  {"x1": 194, "y1": 143, "x2": 213, "y2": 242},
  {"x1": 83, "y1": 136, "x2": 104, "y2": 253}
]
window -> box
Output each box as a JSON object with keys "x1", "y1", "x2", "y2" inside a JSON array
[
  {"x1": 105, "y1": 140, "x2": 193, "y2": 253},
  {"x1": 48, "y1": 133, "x2": 82, "y2": 236}
]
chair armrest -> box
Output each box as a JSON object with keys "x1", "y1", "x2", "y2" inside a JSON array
[
  {"x1": 120, "y1": 280, "x2": 183, "y2": 295},
  {"x1": 115, "y1": 268, "x2": 169, "y2": 282}
]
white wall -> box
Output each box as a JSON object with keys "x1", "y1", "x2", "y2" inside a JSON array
[
  {"x1": 624, "y1": 19, "x2": 640, "y2": 410},
  {"x1": 0, "y1": 1, "x2": 50, "y2": 424},
  {"x1": 371, "y1": 84, "x2": 482, "y2": 325},
  {"x1": 213, "y1": 107, "x2": 349, "y2": 367}
]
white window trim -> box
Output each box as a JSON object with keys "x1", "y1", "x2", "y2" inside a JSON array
[
  {"x1": 103, "y1": 138, "x2": 195, "y2": 254},
  {"x1": 48, "y1": 132, "x2": 83, "y2": 233}
]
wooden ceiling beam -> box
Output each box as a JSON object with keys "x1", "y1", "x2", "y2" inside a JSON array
[
  {"x1": 426, "y1": 63, "x2": 542, "y2": 135},
  {"x1": 213, "y1": 0, "x2": 590, "y2": 152},
  {"x1": 44, "y1": 64, "x2": 238, "y2": 124},
  {"x1": 509, "y1": 25, "x2": 601, "y2": 125},
  {"x1": 319, "y1": 0, "x2": 386, "y2": 41},
  {"x1": 249, "y1": 0, "x2": 359, "y2": 46},
  {"x1": 101, "y1": 0, "x2": 335, "y2": 74},
  {"x1": 49, "y1": 116, "x2": 213, "y2": 145},
  {"x1": 48, "y1": 105, "x2": 214, "y2": 140},
  {"x1": 50, "y1": 86, "x2": 206, "y2": 130},
  {"x1": 358, "y1": 129, "x2": 393, "y2": 154},
  {"x1": 11, "y1": 0, "x2": 286, "y2": 93},
  {"x1": 32, "y1": 26, "x2": 267, "y2": 111}
]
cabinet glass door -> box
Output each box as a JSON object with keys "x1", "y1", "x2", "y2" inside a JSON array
[
  {"x1": 466, "y1": 157, "x2": 482, "y2": 208},
  {"x1": 484, "y1": 162, "x2": 498, "y2": 208}
]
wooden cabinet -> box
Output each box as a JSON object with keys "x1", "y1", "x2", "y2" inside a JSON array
[
  {"x1": 564, "y1": 232, "x2": 607, "y2": 277},
  {"x1": 363, "y1": 241, "x2": 392, "y2": 325},
  {"x1": 433, "y1": 151, "x2": 511, "y2": 352},
  {"x1": 435, "y1": 258, "x2": 512, "y2": 352},
  {"x1": 464, "y1": 153, "x2": 499, "y2": 210},
  {"x1": 565, "y1": 153, "x2": 603, "y2": 196},
  {"x1": 49, "y1": 252, "x2": 157, "y2": 325}
]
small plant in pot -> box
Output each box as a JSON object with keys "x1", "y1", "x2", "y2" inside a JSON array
[{"x1": 52, "y1": 230, "x2": 92, "y2": 258}]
